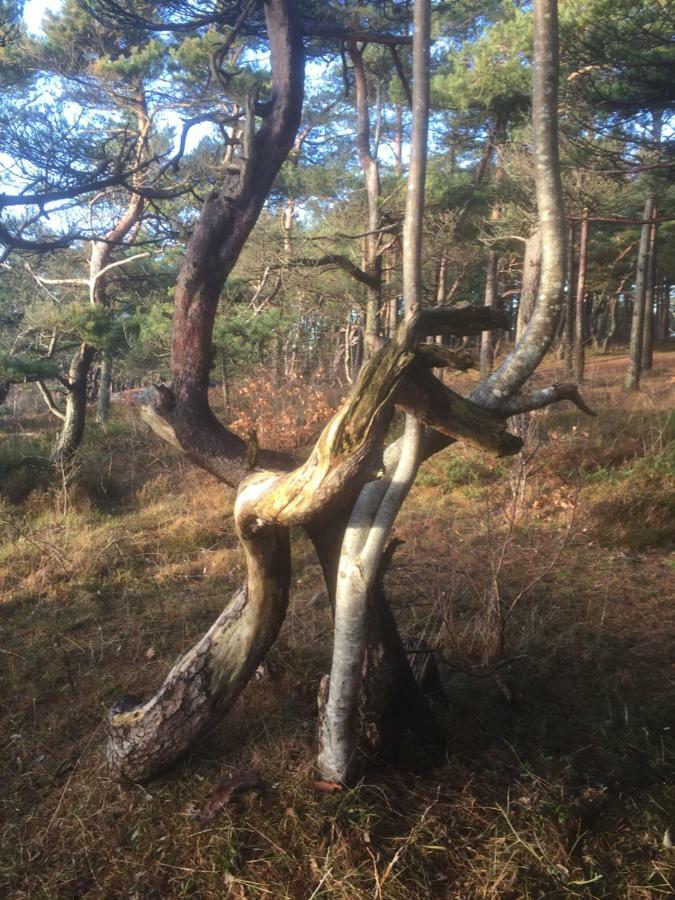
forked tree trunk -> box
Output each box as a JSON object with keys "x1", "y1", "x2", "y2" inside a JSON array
[
  {"x1": 52, "y1": 94, "x2": 148, "y2": 446},
  {"x1": 107, "y1": 0, "x2": 589, "y2": 786}
]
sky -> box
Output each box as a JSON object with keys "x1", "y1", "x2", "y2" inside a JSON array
[{"x1": 24, "y1": 0, "x2": 62, "y2": 34}]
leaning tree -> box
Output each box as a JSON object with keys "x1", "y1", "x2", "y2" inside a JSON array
[{"x1": 105, "y1": 0, "x2": 593, "y2": 785}]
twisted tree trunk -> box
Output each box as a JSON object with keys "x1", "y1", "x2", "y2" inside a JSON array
[
  {"x1": 51, "y1": 344, "x2": 96, "y2": 466},
  {"x1": 107, "y1": 0, "x2": 591, "y2": 786}
]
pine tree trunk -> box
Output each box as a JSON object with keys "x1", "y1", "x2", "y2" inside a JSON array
[
  {"x1": 348, "y1": 41, "x2": 383, "y2": 356},
  {"x1": 563, "y1": 221, "x2": 575, "y2": 374},
  {"x1": 574, "y1": 208, "x2": 589, "y2": 384},
  {"x1": 97, "y1": 351, "x2": 112, "y2": 424},
  {"x1": 515, "y1": 229, "x2": 542, "y2": 342},
  {"x1": 52, "y1": 344, "x2": 96, "y2": 466},
  {"x1": 641, "y1": 215, "x2": 657, "y2": 370},
  {"x1": 480, "y1": 250, "x2": 499, "y2": 375},
  {"x1": 625, "y1": 194, "x2": 655, "y2": 391}
]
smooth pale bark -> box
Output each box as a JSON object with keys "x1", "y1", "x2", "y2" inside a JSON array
[
  {"x1": 317, "y1": 0, "x2": 433, "y2": 785},
  {"x1": 625, "y1": 194, "x2": 655, "y2": 391},
  {"x1": 573, "y1": 208, "x2": 589, "y2": 384},
  {"x1": 317, "y1": 417, "x2": 423, "y2": 783},
  {"x1": 470, "y1": 0, "x2": 566, "y2": 410}
]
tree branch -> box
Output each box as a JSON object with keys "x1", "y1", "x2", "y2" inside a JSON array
[
  {"x1": 279, "y1": 254, "x2": 378, "y2": 288},
  {"x1": 416, "y1": 306, "x2": 509, "y2": 338},
  {"x1": 37, "y1": 380, "x2": 66, "y2": 420},
  {"x1": 303, "y1": 23, "x2": 413, "y2": 46},
  {"x1": 497, "y1": 382, "x2": 596, "y2": 417}
]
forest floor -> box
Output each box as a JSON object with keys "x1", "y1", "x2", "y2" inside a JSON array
[{"x1": 0, "y1": 350, "x2": 674, "y2": 899}]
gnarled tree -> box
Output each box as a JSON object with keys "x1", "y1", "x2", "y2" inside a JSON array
[{"x1": 106, "y1": 0, "x2": 593, "y2": 785}]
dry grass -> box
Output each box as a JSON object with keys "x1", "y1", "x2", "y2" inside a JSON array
[{"x1": 1, "y1": 352, "x2": 674, "y2": 898}]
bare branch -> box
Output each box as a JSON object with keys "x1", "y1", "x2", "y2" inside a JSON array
[
  {"x1": 37, "y1": 381, "x2": 66, "y2": 420},
  {"x1": 303, "y1": 23, "x2": 413, "y2": 46},
  {"x1": 416, "y1": 306, "x2": 510, "y2": 338},
  {"x1": 497, "y1": 382, "x2": 596, "y2": 417},
  {"x1": 279, "y1": 254, "x2": 378, "y2": 288}
]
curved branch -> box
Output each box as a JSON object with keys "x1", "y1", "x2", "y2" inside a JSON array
[
  {"x1": 168, "y1": 0, "x2": 304, "y2": 479},
  {"x1": 396, "y1": 369, "x2": 523, "y2": 458},
  {"x1": 280, "y1": 254, "x2": 377, "y2": 288},
  {"x1": 470, "y1": 0, "x2": 566, "y2": 408},
  {"x1": 497, "y1": 383, "x2": 596, "y2": 417},
  {"x1": 36, "y1": 381, "x2": 66, "y2": 421}
]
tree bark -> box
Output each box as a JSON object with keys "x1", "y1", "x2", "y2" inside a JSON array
[
  {"x1": 97, "y1": 351, "x2": 113, "y2": 424},
  {"x1": 563, "y1": 221, "x2": 575, "y2": 375},
  {"x1": 318, "y1": 0, "x2": 437, "y2": 785},
  {"x1": 515, "y1": 229, "x2": 542, "y2": 342},
  {"x1": 347, "y1": 41, "x2": 383, "y2": 356},
  {"x1": 53, "y1": 92, "x2": 149, "y2": 449},
  {"x1": 107, "y1": 0, "x2": 591, "y2": 788},
  {"x1": 641, "y1": 213, "x2": 657, "y2": 370},
  {"x1": 51, "y1": 344, "x2": 96, "y2": 466},
  {"x1": 573, "y1": 207, "x2": 589, "y2": 384},
  {"x1": 625, "y1": 194, "x2": 655, "y2": 391},
  {"x1": 470, "y1": 0, "x2": 566, "y2": 410}
]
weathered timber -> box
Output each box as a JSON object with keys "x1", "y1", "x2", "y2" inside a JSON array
[
  {"x1": 107, "y1": 492, "x2": 291, "y2": 782},
  {"x1": 397, "y1": 367, "x2": 523, "y2": 458}
]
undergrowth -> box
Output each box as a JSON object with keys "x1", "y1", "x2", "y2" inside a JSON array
[{"x1": 0, "y1": 354, "x2": 673, "y2": 898}]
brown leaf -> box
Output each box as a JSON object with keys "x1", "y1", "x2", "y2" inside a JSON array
[
  {"x1": 313, "y1": 780, "x2": 343, "y2": 793},
  {"x1": 199, "y1": 771, "x2": 265, "y2": 822}
]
